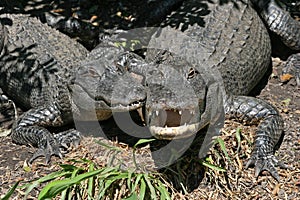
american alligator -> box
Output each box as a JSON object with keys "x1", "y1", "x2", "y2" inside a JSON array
[
  {"x1": 113, "y1": 0, "x2": 300, "y2": 180},
  {"x1": 0, "y1": 14, "x2": 146, "y2": 163}
]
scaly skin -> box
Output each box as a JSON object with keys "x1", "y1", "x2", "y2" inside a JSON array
[
  {"x1": 225, "y1": 95, "x2": 288, "y2": 180},
  {"x1": 252, "y1": 0, "x2": 300, "y2": 50},
  {"x1": 252, "y1": 0, "x2": 300, "y2": 85},
  {"x1": 0, "y1": 14, "x2": 146, "y2": 163}
]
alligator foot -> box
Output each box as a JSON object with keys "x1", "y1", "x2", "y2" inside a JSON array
[
  {"x1": 28, "y1": 129, "x2": 82, "y2": 163},
  {"x1": 29, "y1": 139, "x2": 63, "y2": 164},
  {"x1": 225, "y1": 95, "x2": 287, "y2": 180},
  {"x1": 11, "y1": 104, "x2": 78, "y2": 163},
  {"x1": 245, "y1": 153, "x2": 290, "y2": 181},
  {"x1": 54, "y1": 129, "x2": 82, "y2": 152},
  {"x1": 11, "y1": 125, "x2": 64, "y2": 164}
]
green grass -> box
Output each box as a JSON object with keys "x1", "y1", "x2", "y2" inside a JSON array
[
  {"x1": 4, "y1": 158, "x2": 171, "y2": 200},
  {"x1": 2, "y1": 138, "x2": 172, "y2": 200}
]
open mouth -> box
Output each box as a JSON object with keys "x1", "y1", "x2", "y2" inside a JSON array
[{"x1": 147, "y1": 108, "x2": 201, "y2": 140}]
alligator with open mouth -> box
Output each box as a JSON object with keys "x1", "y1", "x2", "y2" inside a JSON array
[{"x1": 118, "y1": 0, "x2": 300, "y2": 181}]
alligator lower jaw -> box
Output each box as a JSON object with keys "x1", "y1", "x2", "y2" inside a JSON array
[{"x1": 149, "y1": 123, "x2": 201, "y2": 140}]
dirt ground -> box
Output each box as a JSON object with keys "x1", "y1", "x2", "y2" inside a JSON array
[{"x1": 0, "y1": 0, "x2": 299, "y2": 199}]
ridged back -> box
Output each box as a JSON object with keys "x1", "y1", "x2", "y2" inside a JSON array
[
  {"x1": 0, "y1": 14, "x2": 88, "y2": 109},
  {"x1": 148, "y1": 0, "x2": 271, "y2": 95}
]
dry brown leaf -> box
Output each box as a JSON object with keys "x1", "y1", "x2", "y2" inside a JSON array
[{"x1": 280, "y1": 74, "x2": 294, "y2": 82}]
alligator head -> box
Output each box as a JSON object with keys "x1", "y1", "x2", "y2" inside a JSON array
[
  {"x1": 71, "y1": 44, "x2": 146, "y2": 121},
  {"x1": 118, "y1": 49, "x2": 224, "y2": 140},
  {"x1": 144, "y1": 62, "x2": 208, "y2": 140}
]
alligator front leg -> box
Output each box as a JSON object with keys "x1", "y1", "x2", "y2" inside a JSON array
[
  {"x1": 11, "y1": 104, "x2": 81, "y2": 163},
  {"x1": 225, "y1": 95, "x2": 289, "y2": 181}
]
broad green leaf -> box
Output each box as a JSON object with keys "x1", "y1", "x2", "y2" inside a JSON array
[
  {"x1": 23, "y1": 171, "x2": 72, "y2": 196},
  {"x1": 37, "y1": 170, "x2": 71, "y2": 183},
  {"x1": 59, "y1": 164, "x2": 79, "y2": 171},
  {"x1": 131, "y1": 174, "x2": 143, "y2": 192},
  {"x1": 71, "y1": 168, "x2": 82, "y2": 178},
  {"x1": 98, "y1": 179, "x2": 117, "y2": 198},
  {"x1": 60, "y1": 189, "x2": 67, "y2": 200},
  {"x1": 105, "y1": 172, "x2": 129, "y2": 184},
  {"x1": 127, "y1": 171, "x2": 133, "y2": 190}
]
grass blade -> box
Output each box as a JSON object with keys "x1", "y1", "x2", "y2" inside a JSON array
[
  {"x1": 216, "y1": 138, "x2": 231, "y2": 162},
  {"x1": 95, "y1": 140, "x2": 122, "y2": 152},
  {"x1": 201, "y1": 160, "x2": 226, "y2": 172},
  {"x1": 1, "y1": 181, "x2": 20, "y2": 200},
  {"x1": 139, "y1": 177, "x2": 146, "y2": 200},
  {"x1": 133, "y1": 139, "x2": 156, "y2": 148},
  {"x1": 235, "y1": 128, "x2": 241, "y2": 152},
  {"x1": 144, "y1": 175, "x2": 157, "y2": 199},
  {"x1": 155, "y1": 181, "x2": 171, "y2": 200},
  {"x1": 38, "y1": 169, "x2": 103, "y2": 199},
  {"x1": 87, "y1": 163, "x2": 95, "y2": 200},
  {"x1": 122, "y1": 193, "x2": 138, "y2": 200}
]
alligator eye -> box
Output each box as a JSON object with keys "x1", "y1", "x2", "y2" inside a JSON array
[
  {"x1": 187, "y1": 68, "x2": 199, "y2": 79},
  {"x1": 87, "y1": 68, "x2": 99, "y2": 77}
]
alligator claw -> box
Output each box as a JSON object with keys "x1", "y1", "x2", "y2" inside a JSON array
[
  {"x1": 245, "y1": 154, "x2": 290, "y2": 181},
  {"x1": 28, "y1": 130, "x2": 81, "y2": 164},
  {"x1": 29, "y1": 141, "x2": 63, "y2": 164}
]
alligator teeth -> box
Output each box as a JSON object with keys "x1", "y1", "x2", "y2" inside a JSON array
[
  {"x1": 156, "y1": 110, "x2": 159, "y2": 116},
  {"x1": 184, "y1": 123, "x2": 187, "y2": 126},
  {"x1": 137, "y1": 107, "x2": 145, "y2": 122},
  {"x1": 179, "y1": 110, "x2": 182, "y2": 115}
]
